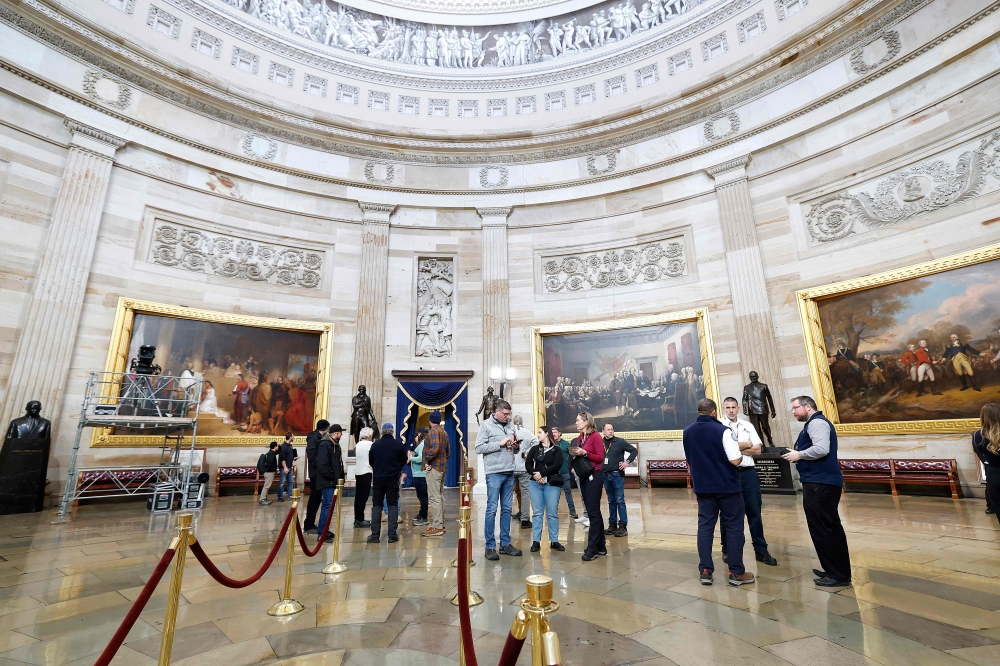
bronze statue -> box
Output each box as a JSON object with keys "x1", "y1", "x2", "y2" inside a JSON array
[
  {"x1": 742, "y1": 371, "x2": 776, "y2": 448},
  {"x1": 0, "y1": 401, "x2": 52, "y2": 514},
  {"x1": 475, "y1": 386, "x2": 499, "y2": 425},
  {"x1": 349, "y1": 385, "x2": 376, "y2": 444}
]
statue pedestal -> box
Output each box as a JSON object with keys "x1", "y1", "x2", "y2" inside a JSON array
[
  {"x1": 0, "y1": 436, "x2": 51, "y2": 514},
  {"x1": 752, "y1": 453, "x2": 796, "y2": 495}
]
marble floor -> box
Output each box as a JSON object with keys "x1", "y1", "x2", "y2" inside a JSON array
[{"x1": 2, "y1": 486, "x2": 1000, "y2": 665}]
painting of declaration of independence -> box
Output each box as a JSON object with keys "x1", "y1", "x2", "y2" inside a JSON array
[
  {"x1": 817, "y1": 258, "x2": 1000, "y2": 424},
  {"x1": 542, "y1": 322, "x2": 706, "y2": 434},
  {"x1": 118, "y1": 314, "x2": 322, "y2": 437}
]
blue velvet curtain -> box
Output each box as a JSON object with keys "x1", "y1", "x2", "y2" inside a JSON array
[{"x1": 394, "y1": 381, "x2": 468, "y2": 487}]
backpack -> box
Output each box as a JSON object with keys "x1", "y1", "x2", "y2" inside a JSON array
[{"x1": 256, "y1": 453, "x2": 267, "y2": 474}]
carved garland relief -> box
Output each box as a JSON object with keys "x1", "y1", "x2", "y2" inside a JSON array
[
  {"x1": 82, "y1": 71, "x2": 132, "y2": 109},
  {"x1": 542, "y1": 239, "x2": 686, "y2": 292}
]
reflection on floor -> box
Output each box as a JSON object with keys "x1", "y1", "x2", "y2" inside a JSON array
[{"x1": 2, "y1": 487, "x2": 1000, "y2": 665}]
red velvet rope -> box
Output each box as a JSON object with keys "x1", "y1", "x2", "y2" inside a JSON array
[
  {"x1": 295, "y1": 492, "x2": 337, "y2": 557},
  {"x1": 497, "y1": 631, "x2": 526, "y2": 666},
  {"x1": 189, "y1": 506, "x2": 295, "y2": 588},
  {"x1": 93, "y1": 547, "x2": 175, "y2": 666},
  {"x1": 455, "y1": 536, "x2": 479, "y2": 666}
]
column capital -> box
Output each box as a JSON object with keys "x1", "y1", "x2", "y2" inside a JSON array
[
  {"x1": 64, "y1": 118, "x2": 127, "y2": 158},
  {"x1": 358, "y1": 201, "x2": 395, "y2": 222},
  {"x1": 706, "y1": 155, "x2": 751, "y2": 186},
  {"x1": 477, "y1": 207, "x2": 512, "y2": 226}
]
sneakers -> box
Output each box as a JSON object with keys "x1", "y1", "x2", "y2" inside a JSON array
[
  {"x1": 412, "y1": 517, "x2": 429, "y2": 526},
  {"x1": 569, "y1": 513, "x2": 579, "y2": 520},
  {"x1": 353, "y1": 520, "x2": 371, "y2": 528},
  {"x1": 604, "y1": 522, "x2": 618, "y2": 535},
  {"x1": 422, "y1": 527, "x2": 445, "y2": 538},
  {"x1": 388, "y1": 535, "x2": 399, "y2": 543},
  {"x1": 582, "y1": 551, "x2": 598, "y2": 561},
  {"x1": 530, "y1": 541, "x2": 541, "y2": 553},
  {"x1": 485, "y1": 548, "x2": 500, "y2": 561},
  {"x1": 521, "y1": 520, "x2": 532, "y2": 529},
  {"x1": 498, "y1": 544, "x2": 522, "y2": 557},
  {"x1": 755, "y1": 551, "x2": 778, "y2": 566},
  {"x1": 729, "y1": 572, "x2": 756, "y2": 587},
  {"x1": 258, "y1": 499, "x2": 272, "y2": 506},
  {"x1": 550, "y1": 542, "x2": 565, "y2": 552},
  {"x1": 597, "y1": 546, "x2": 607, "y2": 556},
  {"x1": 511, "y1": 512, "x2": 522, "y2": 521},
  {"x1": 582, "y1": 517, "x2": 591, "y2": 527},
  {"x1": 305, "y1": 527, "x2": 318, "y2": 535},
  {"x1": 323, "y1": 533, "x2": 335, "y2": 543},
  {"x1": 613, "y1": 526, "x2": 627, "y2": 538},
  {"x1": 366, "y1": 535, "x2": 380, "y2": 543},
  {"x1": 574, "y1": 515, "x2": 587, "y2": 524},
  {"x1": 700, "y1": 569, "x2": 713, "y2": 585},
  {"x1": 277, "y1": 497, "x2": 285, "y2": 502}
]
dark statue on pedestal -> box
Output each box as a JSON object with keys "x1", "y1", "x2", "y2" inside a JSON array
[
  {"x1": 350, "y1": 385, "x2": 376, "y2": 444},
  {"x1": 475, "y1": 386, "x2": 499, "y2": 425},
  {"x1": 742, "y1": 371, "x2": 776, "y2": 448},
  {"x1": 0, "y1": 401, "x2": 52, "y2": 514}
]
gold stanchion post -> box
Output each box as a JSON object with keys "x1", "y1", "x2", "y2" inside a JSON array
[
  {"x1": 451, "y1": 504, "x2": 484, "y2": 607},
  {"x1": 157, "y1": 513, "x2": 194, "y2": 666},
  {"x1": 268, "y1": 489, "x2": 305, "y2": 616},
  {"x1": 521, "y1": 575, "x2": 562, "y2": 666},
  {"x1": 450, "y1": 481, "x2": 471, "y2": 568},
  {"x1": 322, "y1": 480, "x2": 348, "y2": 574}
]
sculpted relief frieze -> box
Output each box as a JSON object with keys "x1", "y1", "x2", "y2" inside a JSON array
[
  {"x1": 415, "y1": 258, "x2": 454, "y2": 358},
  {"x1": 219, "y1": 0, "x2": 703, "y2": 70},
  {"x1": 804, "y1": 131, "x2": 1000, "y2": 244},
  {"x1": 541, "y1": 238, "x2": 686, "y2": 293},
  {"x1": 149, "y1": 219, "x2": 324, "y2": 287}
]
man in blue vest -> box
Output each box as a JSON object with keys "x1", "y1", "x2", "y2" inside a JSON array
[
  {"x1": 683, "y1": 397, "x2": 755, "y2": 587},
  {"x1": 782, "y1": 395, "x2": 852, "y2": 587}
]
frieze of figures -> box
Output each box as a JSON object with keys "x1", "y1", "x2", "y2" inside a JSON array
[{"x1": 220, "y1": 0, "x2": 702, "y2": 69}]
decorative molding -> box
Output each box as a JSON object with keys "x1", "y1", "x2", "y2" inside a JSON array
[
  {"x1": 703, "y1": 110, "x2": 741, "y2": 142},
  {"x1": 477, "y1": 207, "x2": 512, "y2": 218},
  {"x1": 64, "y1": 118, "x2": 128, "y2": 148},
  {"x1": 102, "y1": 0, "x2": 136, "y2": 15},
  {"x1": 267, "y1": 61, "x2": 294, "y2": 86},
  {"x1": 479, "y1": 166, "x2": 509, "y2": 189},
  {"x1": 574, "y1": 83, "x2": 596, "y2": 105},
  {"x1": 191, "y1": 27, "x2": 222, "y2": 59},
  {"x1": 368, "y1": 90, "x2": 390, "y2": 110},
  {"x1": 635, "y1": 63, "x2": 659, "y2": 88},
  {"x1": 458, "y1": 99, "x2": 479, "y2": 118},
  {"x1": 849, "y1": 29, "x2": 902, "y2": 75},
  {"x1": 303, "y1": 73, "x2": 328, "y2": 96},
  {"x1": 515, "y1": 96, "x2": 536, "y2": 115},
  {"x1": 230, "y1": 46, "x2": 260, "y2": 74},
  {"x1": 363, "y1": 161, "x2": 395, "y2": 184},
  {"x1": 775, "y1": 0, "x2": 807, "y2": 22},
  {"x1": 804, "y1": 131, "x2": 1000, "y2": 243},
  {"x1": 544, "y1": 91, "x2": 565, "y2": 111},
  {"x1": 706, "y1": 154, "x2": 751, "y2": 177},
  {"x1": 241, "y1": 131, "x2": 278, "y2": 160},
  {"x1": 398, "y1": 95, "x2": 420, "y2": 114},
  {"x1": 146, "y1": 5, "x2": 181, "y2": 39},
  {"x1": 487, "y1": 98, "x2": 508, "y2": 117},
  {"x1": 415, "y1": 257, "x2": 454, "y2": 358},
  {"x1": 586, "y1": 150, "x2": 618, "y2": 176},
  {"x1": 428, "y1": 98, "x2": 449, "y2": 117},
  {"x1": 82, "y1": 70, "x2": 132, "y2": 110},
  {"x1": 541, "y1": 239, "x2": 686, "y2": 292},
  {"x1": 604, "y1": 74, "x2": 627, "y2": 97},
  {"x1": 149, "y1": 221, "x2": 322, "y2": 288},
  {"x1": 667, "y1": 48, "x2": 693, "y2": 75},
  {"x1": 336, "y1": 82, "x2": 359, "y2": 105},
  {"x1": 700, "y1": 31, "x2": 728, "y2": 61},
  {"x1": 358, "y1": 202, "x2": 396, "y2": 214},
  {"x1": 736, "y1": 11, "x2": 766, "y2": 42}
]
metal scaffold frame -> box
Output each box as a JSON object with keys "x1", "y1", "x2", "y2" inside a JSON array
[{"x1": 54, "y1": 371, "x2": 203, "y2": 523}]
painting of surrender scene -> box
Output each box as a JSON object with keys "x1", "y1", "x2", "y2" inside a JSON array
[
  {"x1": 542, "y1": 322, "x2": 707, "y2": 434},
  {"x1": 119, "y1": 314, "x2": 322, "y2": 437},
  {"x1": 817, "y1": 258, "x2": 1000, "y2": 424}
]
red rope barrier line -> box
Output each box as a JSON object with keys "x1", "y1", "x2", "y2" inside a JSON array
[
  {"x1": 188, "y1": 506, "x2": 296, "y2": 588},
  {"x1": 93, "y1": 547, "x2": 176, "y2": 666},
  {"x1": 497, "y1": 630, "x2": 526, "y2": 666},
  {"x1": 455, "y1": 535, "x2": 479, "y2": 666},
  {"x1": 295, "y1": 492, "x2": 337, "y2": 557}
]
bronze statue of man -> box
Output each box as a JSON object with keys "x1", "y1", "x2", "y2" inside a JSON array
[
  {"x1": 0, "y1": 401, "x2": 52, "y2": 514},
  {"x1": 742, "y1": 371, "x2": 776, "y2": 448},
  {"x1": 476, "y1": 386, "x2": 499, "y2": 425},
  {"x1": 350, "y1": 385, "x2": 376, "y2": 444}
]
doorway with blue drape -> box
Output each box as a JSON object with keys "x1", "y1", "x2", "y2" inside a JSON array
[{"x1": 394, "y1": 381, "x2": 468, "y2": 488}]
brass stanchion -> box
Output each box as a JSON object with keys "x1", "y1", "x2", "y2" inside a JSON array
[
  {"x1": 322, "y1": 480, "x2": 348, "y2": 574},
  {"x1": 157, "y1": 513, "x2": 194, "y2": 666},
  {"x1": 268, "y1": 489, "x2": 305, "y2": 616},
  {"x1": 451, "y1": 481, "x2": 474, "y2": 568},
  {"x1": 521, "y1": 575, "x2": 562, "y2": 666},
  {"x1": 451, "y1": 504, "x2": 484, "y2": 607}
]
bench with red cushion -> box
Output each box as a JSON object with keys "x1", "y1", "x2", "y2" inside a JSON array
[
  {"x1": 892, "y1": 459, "x2": 962, "y2": 499},
  {"x1": 215, "y1": 465, "x2": 296, "y2": 497},
  {"x1": 646, "y1": 460, "x2": 690, "y2": 488},
  {"x1": 840, "y1": 459, "x2": 894, "y2": 494}
]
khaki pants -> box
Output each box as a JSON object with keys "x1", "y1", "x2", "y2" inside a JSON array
[
  {"x1": 260, "y1": 472, "x2": 275, "y2": 499},
  {"x1": 426, "y1": 467, "x2": 445, "y2": 529},
  {"x1": 952, "y1": 353, "x2": 974, "y2": 376}
]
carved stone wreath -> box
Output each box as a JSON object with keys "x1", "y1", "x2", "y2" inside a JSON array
[
  {"x1": 82, "y1": 70, "x2": 132, "y2": 110},
  {"x1": 479, "y1": 166, "x2": 509, "y2": 189},
  {"x1": 703, "y1": 111, "x2": 741, "y2": 142},
  {"x1": 364, "y1": 161, "x2": 395, "y2": 184},
  {"x1": 542, "y1": 241, "x2": 686, "y2": 293},
  {"x1": 241, "y1": 132, "x2": 278, "y2": 160},
  {"x1": 805, "y1": 131, "x2": 1000, "y2": 243},
  {"x1": 586, "y1": 151, "x2": 618, "y2": 176},
  {"x1": 849, "y1": 30, "x2": 901, "y2": 75},
  {"x1": 150, "y1": 223, "x2": 322, "y2": 288}
]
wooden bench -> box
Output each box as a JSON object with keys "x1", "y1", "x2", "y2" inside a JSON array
[
  {"x1": 646, "y1": 460, "x2": 691, "y2": 488},
  {"x1": 840, "y1": 459, "x2": 894, "y2": 494},
  {"x1": 215, "y1": 465, "x2": 297, "y2": 497},
  {"x1": 840, "y1": 458, "x2": 962, "y2": 499}
]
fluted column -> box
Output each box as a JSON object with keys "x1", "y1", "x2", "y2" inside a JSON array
[
  {"x1": 477, "y1": 207, "x2": 512, "y2": 392},
  {"x1": 707, "y1": 156, "x2": 792, "y2": 448},
  {"x1": 351, "y1": 202, "x2": 394, "y2": 422},
  {"x1": 0, "y1": 119, "x2": 126, "y2": 431}
]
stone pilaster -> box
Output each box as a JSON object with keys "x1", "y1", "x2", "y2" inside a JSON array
[
  {"x1": 351, "y1": 202, "x2": 394, "y2": 422},
  {"x1": 477, "y1": 207, "x2": 512, "y2": 393},
  {"x1": 0, "y1": 119, "x2": 126, "y2": 431},
  {"x1": 707, "y1": 156, "x2": 792, "y2": 448}
]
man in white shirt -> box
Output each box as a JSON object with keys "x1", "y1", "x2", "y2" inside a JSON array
[
  {"x1": 719, "y1": 398, "x2": 778, "y2": 566},
  {"x1": 353, "y1": 427, "x2": 374, "y2": 528}
]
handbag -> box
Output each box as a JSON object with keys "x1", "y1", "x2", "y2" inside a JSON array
[{"x1": 570, "y1": 436, "x2": 596, "y2": 479}]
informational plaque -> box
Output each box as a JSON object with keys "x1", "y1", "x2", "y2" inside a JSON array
[
  {"x1": 0, "y1": 436, "x2": 50, "y2": 513},
  {"x1": 753, "y1": 453, "x2": 796, "y2": 495}
]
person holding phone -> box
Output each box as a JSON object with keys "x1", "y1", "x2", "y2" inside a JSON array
[
  {"x1": 525, "y1": 426, "x2": 565, "y2": 553},
  {"x1": 570, "y1": 411, "x2": 606, "y2": 561},
  {"x1": 475, "y1": 400, "x2": 523, "y2": 561}
]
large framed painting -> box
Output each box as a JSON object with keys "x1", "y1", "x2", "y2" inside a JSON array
[
  {"x1": 93, "y1": 298, "x2": 333, "y2": 447},
  {"x1": 797, "y1": 243, "x2": 1000, "y2": 435},
  {"x1": 531, "y1": 309, "x2": 720, "y2": 440}
]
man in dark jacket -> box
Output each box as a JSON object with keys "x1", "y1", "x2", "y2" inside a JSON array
[
  {"x1": 259, "y1": 441, "x2": 279, "y2": 506},
  {"x1": 600, "y1": 423, "x2": 638, "y2": 537},
  {"x1": 315, "y1": 428, "x2": 342, "y2": 543},
  {"x1": 368, "y1": 422, "x2": 407, "y2": 543},
  {"x1": 278, "y1": 433, "x2": 296, "y2": 501},
  {"x1": 304, "y1": 421, "x2": 331, "y2": 532}
]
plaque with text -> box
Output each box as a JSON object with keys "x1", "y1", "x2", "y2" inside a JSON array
[{"x1": 753, "y1": 454, "x2": 795, "y2": 494}]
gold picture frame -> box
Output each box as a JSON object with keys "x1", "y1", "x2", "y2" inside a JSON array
[
  {"x1": 530, "y1": 309, "x2": 720, "y2": 440},
  {"x1": 796, "y1": 242, "x2": 1000, "y2": 436},
  {"x1": 93, "y1": 298, "x2": 334, "y2": 447}
]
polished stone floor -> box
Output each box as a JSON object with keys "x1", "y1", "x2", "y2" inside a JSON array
[{"x1": 2, "y1": 485, "x2": 1000, "y2": 665}]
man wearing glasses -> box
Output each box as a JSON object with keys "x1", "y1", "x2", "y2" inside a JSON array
[{"x1": 474, "y1": 400, "x2": 523, "y2": 561}]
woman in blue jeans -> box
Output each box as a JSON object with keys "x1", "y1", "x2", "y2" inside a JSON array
[{"x1": 526, "y1": 427, "x2": 565, "y2": 553}]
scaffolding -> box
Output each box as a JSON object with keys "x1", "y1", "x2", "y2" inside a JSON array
[{"x1": 54, "y1": 371, "x2": 203, "y2": 523}]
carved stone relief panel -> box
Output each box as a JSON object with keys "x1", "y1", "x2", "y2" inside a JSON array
[
  {"x1": 82, "y1": 71, "x2": 132, "y2": 110},
  {"x1": 849, "y1": 30, "x2": 901, "y2": 75},
  {"x1": 803, "y1": 130, "x2": 1000, "y2": 244},
  {"x1": 148, "y1": 216, "x2": 324, "y2": 288},
  {"x1": 540, "y1": 235, "x2": 687, "y2": 293},
  {"x1": 415, "y1": 257, "x2": 454, "y2": 358},
  {"x1": 704, "y1": 111, "x2": 740, "y2": 142}
]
